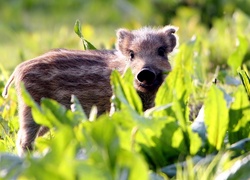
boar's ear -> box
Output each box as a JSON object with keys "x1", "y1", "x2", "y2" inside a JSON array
[
  {"x1": 116, "y1": 29, "x2": 133, "y2": 53},
  {"x1": 116, "y1": 28, "x2": 131, "y2": 40},
  {"x1": 163, "y1": 25, "x2": 178, "y2": 53},
  {"x1": 163, "y1": 25, "x2": 178, "y2": 34}
]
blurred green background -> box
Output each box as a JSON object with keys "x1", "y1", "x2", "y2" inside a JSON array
[{"x1": 0, "y1": 0, "x2": 250, "y2": 71}]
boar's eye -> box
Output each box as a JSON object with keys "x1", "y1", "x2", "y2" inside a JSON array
[
  {"x1": 129, "y1": 50, "x2": 135, "y2": 60},
  {"x1": 158, "y1": 47, "x2": 166, "y2": 57}
]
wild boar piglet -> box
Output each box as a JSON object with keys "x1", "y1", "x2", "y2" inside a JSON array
[{"x1": 3, "y1": 25, "x2": 178, "y2": 156}]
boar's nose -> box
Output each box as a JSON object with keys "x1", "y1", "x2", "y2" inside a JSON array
[{"x1": 137, "y1": 68, "x2": 156, "y2": 84}]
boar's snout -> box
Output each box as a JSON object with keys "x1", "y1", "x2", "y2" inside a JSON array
[
  {"x1": 137, "y1": 68, "x2": 156, "y2": 84},
  {"x1": 136, "y1": 67, "x2": 164, "y2": 92}
]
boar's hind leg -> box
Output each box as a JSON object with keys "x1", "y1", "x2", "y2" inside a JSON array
[{"x1": 17, "y1": 105, "x2": 40, "y2": 156}]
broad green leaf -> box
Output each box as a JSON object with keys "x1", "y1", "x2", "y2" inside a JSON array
[
  {"x1": 171, "y1": 94, "x2": 202, "y2": 155},
  {"x1": 227, "y1": 35, "x2": 248, "y2": 74},
  {"x1": 111, "y1": 111, "x2": 137, "y2": 151},
  {"x1": 192, "y1": 37, "x2": 206, "y2": 83},
  {"x1": 111, "y1": 69, "x2": 143, "y2": 115},
  {"x1": 80, "y1": 116, "x2": 149, "y2": 179},
  {"x1": 172, "y1": 93, "x2": 202, "y2": 155},
  {"x1": 204, "y1": 85, "x2": 229, "y2": 152},
  {"x1": 154, "y1": 80, "x2": 173, "y2": 117},
  {"x1": 24, "y1": 126, "x2": 77, "y2": 179},
  {"x1": 41, "y1": 98, "x2": 69, "y2": 126},
  {"x1": 172, "y1": 91, "x2": 190, "y2": 131},
  {"x1": 70, "y1": 95, "x2": 87, "y2": 121},
  {"x1": 229, "y1": 86, "x2": 250, "y2": 144},
  {"x1": 36, "y1": 98, "x2": 79, "y2": 128},
  {"x1": 75, "y1": 143, "x2": 149, "y2": 180},
  {"x1": 144, "y1": 103, "x2": 172, "y2": 118},
  {"x1": 20, "y1": 83, "x2": 53, "y2": 128},
  {"x1": 30, "y1": 106, "x2": 54, "y2": 128},
  {"x1": 139, "y1": 120, "x2": 188, "y2": 169},
  {"x1": 20, "y1": 83, "x2": 39, "y2": 109},
  {"x1": 112, "y1": 108, "x2": 169, "y2": 155},
  {"x1": 75, "y1": 161, "x2": 113, "y2": 180},
  {"x1": 90, "y1": 116, "x2": 120, "y2": 171},
  {"x1": 153, "y1": 42, "x2": 202, "y2": 156},
  {"x1": 154, "y1": 43, "x2": 193, "y2": 117},
  {"x1": 114, "y1": 150, "x2": 148, "y2": 180},
  {"x1": 188, "y1": 128, "x2": 202, "y2": 155},
  {"x1": 74, "y1": 20, "x2": 96, "y2": 50}
]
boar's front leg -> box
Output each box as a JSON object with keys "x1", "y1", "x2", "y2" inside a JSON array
[{"x1": 16, "y1": 104, "x2": 40, "y2": 156}]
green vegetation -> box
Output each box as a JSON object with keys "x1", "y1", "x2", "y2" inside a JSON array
[{"x1": 1, "y1": 0, "x2": 250, "y2": 179}]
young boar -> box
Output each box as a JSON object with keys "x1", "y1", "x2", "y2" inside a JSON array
[{"x1": 3, "y1": 26, "x2": 178, "y2": 155}]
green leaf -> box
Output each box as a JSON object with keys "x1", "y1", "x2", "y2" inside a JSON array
[
  {"x1": 81, "y1": 116, "x2": 149, "y2": 179},
  {"x1": 188, "y1": 128, "x2": 202, "y2": 155},
  {"x1": 20, "y1": 83, "x2": 40, "y2": 109},
  {"x1": 154, "y1": 80, "x2": 173, "y2": 117},
  {"x1": 20, "y1": 83, "x2": 53, "y2": 128},
  {"x1": 114, "y1": 150, "x2": 148, "y2": 180},
  {"x1": 172, "y1": 93, "x2": 202, "y2": 155},
  {"x1": 139, "y1": 119, "x2": 188, "y2": 169},
  {"x1": 238, "y1": 68, "x2": 250, "y2": 99},
  {"x1": 144, "y1": 103, "x2": 172, "y2": 117},
  {"x1": 41, "y1": 99, "x2": 69, "y2": 125},
  {"x1": 24, "y1": 126, "x2": 77, "y2": 179},
  {"x1": 204, "y1": 85, "x2": 229, "y2": 152},
  {"x1": 70, "y1": 95, "x2": 87, "y2": 121},
  {"x1": 227, "y1": 35, "x2": 248, "y2": 74},
  {"x1": 154, "y1": 43, "x2": 193, "y2": 118},
  {"x1": 74, "y1": 19, "x2": 82, "y2": 38},
  {"x1": 74, "y1": 20, "x2": 96, "y2": 50},
  {"x1": 95, "y1": 118, "x2": 122, "y2": 169},
  {"x1": 228, "y1": 86, "x2": 250, "y2": 144},
  {"x1": 153, "y1": 42, "x2": 203, "y2": 156},
  {"x1": 110, "y1": 69, "x2": 143, "y2": 115},
  {"x1": 172, "y1": 91, "x2": 189, "y2": 131}
]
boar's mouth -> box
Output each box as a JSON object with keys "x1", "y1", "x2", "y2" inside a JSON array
[{"x1": 136, "y1": 68, "x2": 164, "y2": 92}]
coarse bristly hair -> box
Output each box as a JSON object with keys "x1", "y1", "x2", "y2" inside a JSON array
[{"x1": 116, "y1": 25, "x2": 178, "y2": 57}]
